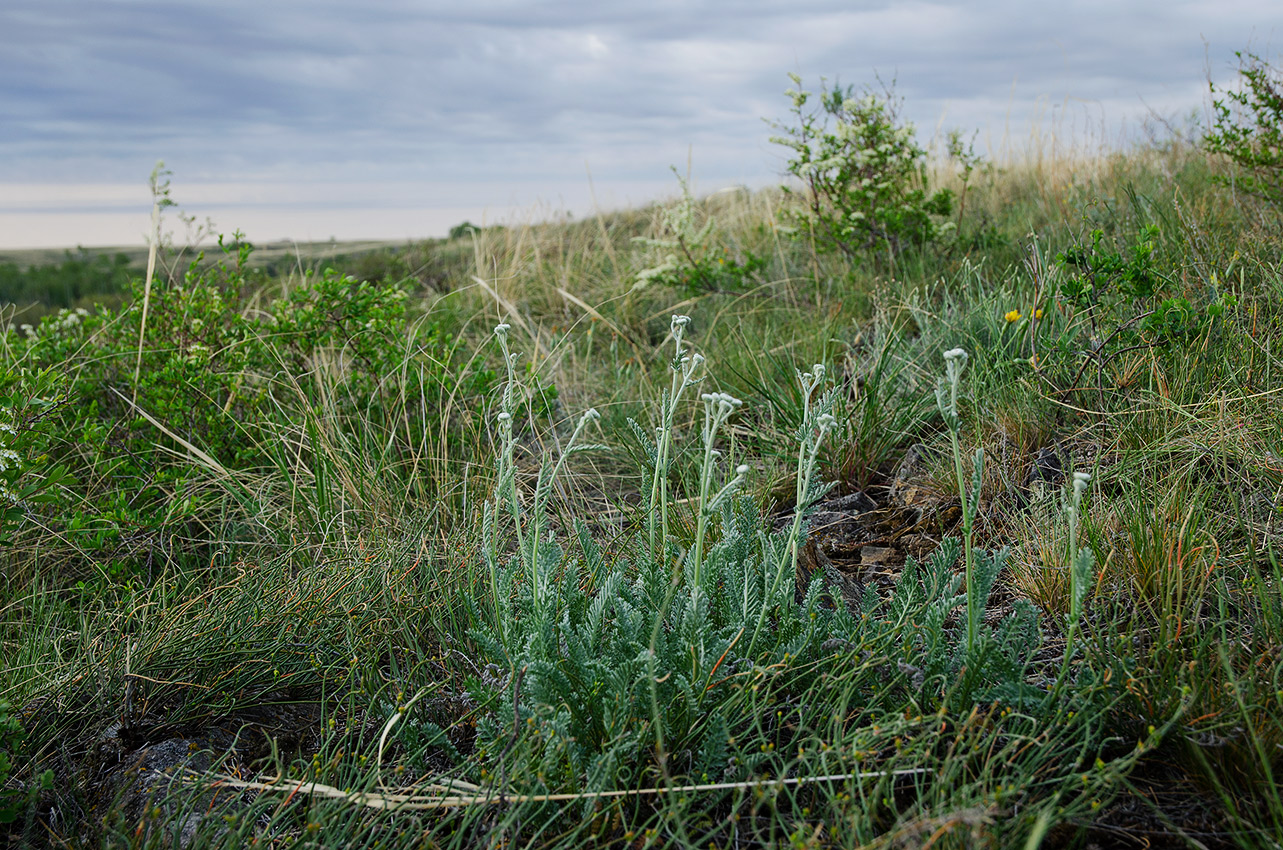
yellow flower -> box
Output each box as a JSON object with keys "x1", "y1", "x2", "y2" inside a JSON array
[
  {"x1": 1034, "y1": 308, "x2": 1043, "y2": 320},
  {"x1": 1004, "y1": 310, "x2": 1021, "y2": 323}
]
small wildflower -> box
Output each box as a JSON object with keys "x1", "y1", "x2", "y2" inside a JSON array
[
  {"x1": 1005, "y1": 309, "x2": 1021, "y2": 323},
  {"x1": 1035, "y1": 308, "x2": 1044, "y2": 320}
]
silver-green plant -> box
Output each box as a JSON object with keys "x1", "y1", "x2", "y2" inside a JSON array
[
  {"x1": 632, "y1": 172, "x2": 715, "y2": 289},
  {"x1": 1063, "y1": 471, "x2": 1095, "y2": 663},
  {"x1": 689, "y1": 391, "x2": 746, "y2": 590},
  {"x1": 482, "y1": 323, "x2": 522, "y2": 644},
  {"x1": 486, "y1": 322, "x2": 604, "y2": 651},
  {"x1": 748, "y1": 364, "x2": 837, "y2": 655},
  {"x1": 642, "y1": 315, "x2": 704, "y2": 564},
  {"x1": 491, "y1": 323, "x2": 522, "y2": 547},
  {"x1": 935, "y1": 347, "x2": 984, "y2": 656}
]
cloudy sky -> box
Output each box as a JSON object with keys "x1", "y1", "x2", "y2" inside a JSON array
[{"x1": 1, "y1": 1, "x2": 1279, "y2": 249}]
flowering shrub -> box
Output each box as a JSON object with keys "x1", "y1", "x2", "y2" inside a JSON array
[{"x1": 770, "y1": 74, "x2": 953, "y2": 260}]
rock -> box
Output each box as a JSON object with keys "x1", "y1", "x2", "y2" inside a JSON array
[
  {"x1": 796, "y1": 536, "x2": 865, "y2": 615},
  {"x1": 823, "y1": 490, "x2": 878, "y2": 513},
  {"x1": 1023, "y1": 444, "x2": 1064, "y2": 487},
  {"x1": 858, "y1": 545, "x2": 895, "y2": 566},
  {"x1": 100, "y1": 735, "x2": 231, "y2": 848},
  {"x1": 806, "y1": 511, "x2": 865, "y2": 551},
  {"x1": 45, "y1": 696, "x2": 326, "y2": 847},
  {"x1": 890, "y1": 444, "x2": 945, "y2": 508}
]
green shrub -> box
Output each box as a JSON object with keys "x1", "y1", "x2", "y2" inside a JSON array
[
  {"x1": 1051, "y1": 223, "x2": 1235, "y2": 395},
  {"x1": 449, "y1": 221, "x2": 479, "y2": 241},
  {"x1": 0, "y1": 700, "x2": 21, "y2": 822},
  {"x1": 0, "y1": 250, "x2": 139, "y2": 310},
  {"x1": 1206, "y1": 51, "x2": 1283, "y2": 207},
  {"x1": 5, "y1": 238, "x2": 495, "y2": 577},
  {"x1": 0, "y1": 368, "x2": 73, "y2": 548}
]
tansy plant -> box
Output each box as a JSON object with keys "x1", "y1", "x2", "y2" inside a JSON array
[
  {"x1": 748, "y1": 363, "x2": 838, "y2": 657},
  {"x1": 460, "y1": 316, "x2": 880, "y2": 794},
  {"x1": 441, "y1": 324, "x2": 1051, "y2": 804},
  {"x1": 485, "y1": 321, "x2": 606, "y2": 650},
  {"x1": 635, "y1": 315, "x2": 705, "y2": 565},
  {"x1": 930, "y1": 347, "x2": 1043, "y2": 700},
  {"x1": 936, "y1": 347, "x2": 985, "y2": 656},
  {"x1": 1062, "y1": 471, "x2": 1095, "y2": 666}
]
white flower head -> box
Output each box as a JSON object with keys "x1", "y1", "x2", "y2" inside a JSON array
[
  {"x1": 937, "y1": 347, "x2": 969, "y2": 426},
  {"x1": 1072, "y1": 471, "x2": 1091, "y2": 499},
  {"x1": 493, "y1": 323, "x2": 511, "y2": 337}
]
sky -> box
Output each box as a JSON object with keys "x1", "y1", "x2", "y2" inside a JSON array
[{"x1": 1, "y1": 1, "x2": 1280, "y2": 250}]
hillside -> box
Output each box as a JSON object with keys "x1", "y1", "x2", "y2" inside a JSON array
[{"x1": 2, "y1": 119, "x2": 1282, "y2": 848}]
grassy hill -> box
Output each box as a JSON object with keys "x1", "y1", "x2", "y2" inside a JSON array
[{"x1": 1, "y1": 119, "x2": 1282, "y2": 847}]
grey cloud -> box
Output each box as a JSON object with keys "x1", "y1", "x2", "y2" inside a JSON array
[{"x1": 1, "y1": 1, "x2": 1280, "y2": 201}]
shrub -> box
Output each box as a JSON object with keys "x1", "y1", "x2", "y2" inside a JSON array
[
  {"x1": 0, "y1": 700, "x2": 22, "y2": 823},
  {"x1": 449, "y1": 221, "x2": 480, "y2": 241},
  {"x1": 0, "y1": 368, "x2": 73, "y2": 548},
  {"x1": 1205, "y1": 51, "x2": 1283, "y2": 207},
  {"x1": 5, "y1": 238, "x2": 495, "y2": 577},
  {"x1": 0, "y1": 250, "x2": 139, "y2": 310},
  {"x1": 1051, "y1": 223, "x2": 1235, "y2": 395},
  {"x1": 769, "y1": 74, "x2": 953, "y2": 261}
]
